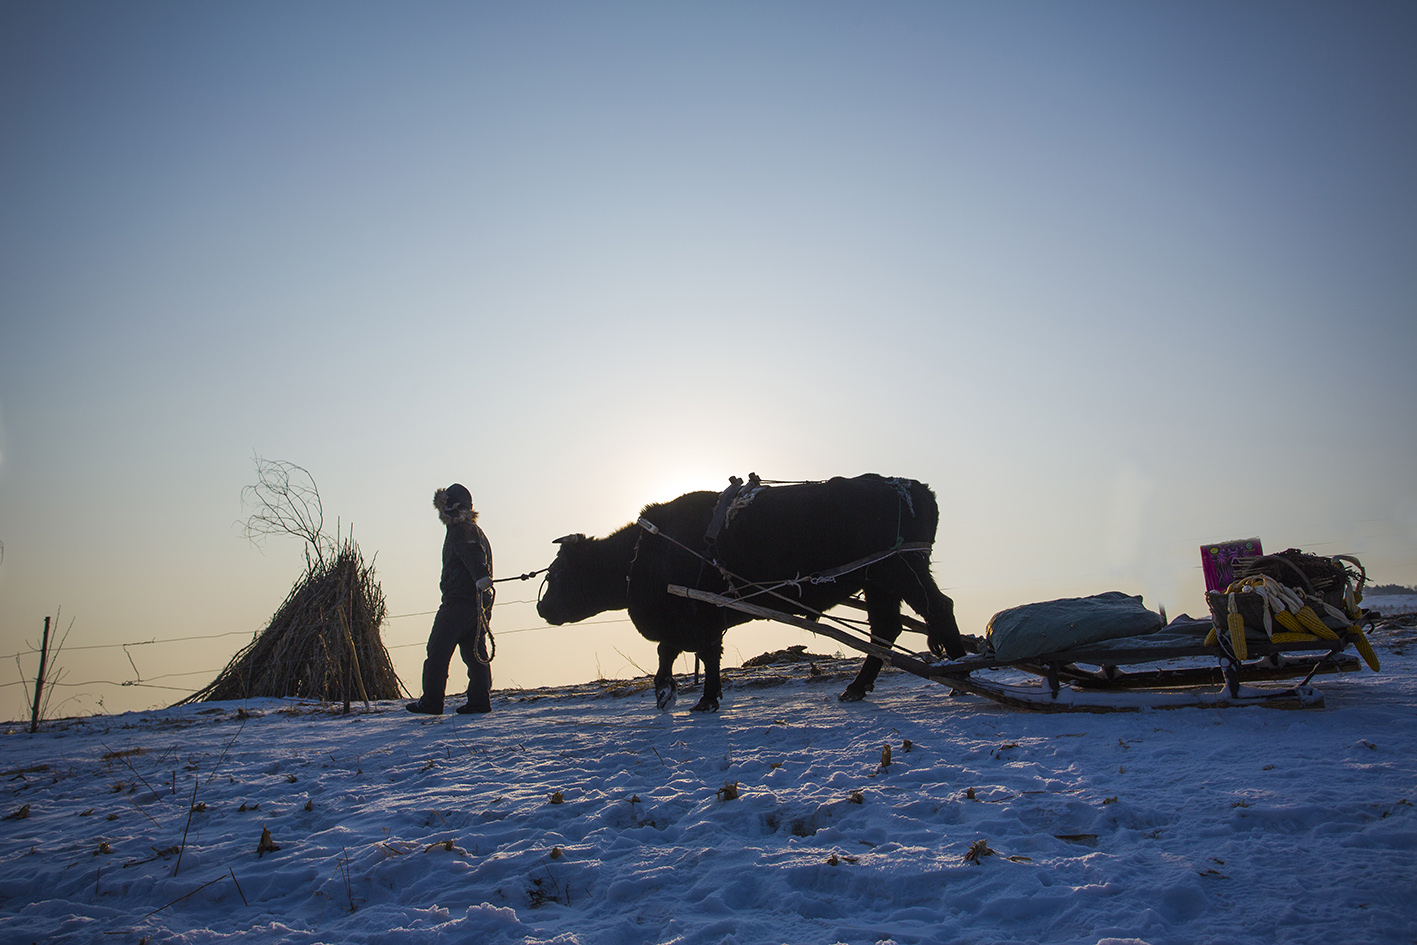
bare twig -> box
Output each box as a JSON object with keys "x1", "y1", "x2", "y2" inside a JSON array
[
  {"x1": 121, "y1": 792, "x2": 164, "y2": 830},
  {"x1": 340, "y1": 847, "x2": 357, "y2": 912},
  {"x1": 206, "y1": 718, "x2": 246, "y2": 786},
  {"x1": 228, "y1": 867, "x2": 248, "y2": 906},
  {"x1": 173, "y1": 777, "x2": 200, "y2": 876},
  {"x1": 142, "y1": 874, "x2": 224, "y2": 919},
  {"x1": 242, "y1": 455, "x2": 333, "y2": 568},
  {"x1": 613, "y1": 647, "x2": 651, "y2": 677},
  {"x1": 103, "y1": 743, "x2": 163, "y2": 802}
]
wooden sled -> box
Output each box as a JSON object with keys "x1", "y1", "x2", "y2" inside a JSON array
[{"x1": 667, "y1": 585, "x2": 1368, "y2": 713}]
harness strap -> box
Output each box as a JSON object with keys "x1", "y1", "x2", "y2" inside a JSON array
[
  {"x1": 638, "y1": 515, "x2": 929, "y2": 606},
  {"x1": 704, "y1": 476, "x2": 745, "y2": 547}
]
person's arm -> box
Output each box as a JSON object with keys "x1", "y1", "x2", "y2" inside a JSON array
[{"x1": 453, "y1": 528, "x2": 493, "y2": 591}]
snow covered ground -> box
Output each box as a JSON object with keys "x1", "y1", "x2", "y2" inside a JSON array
[{"x1": 3, "y1": 597, "x2": 1416, "y2": 945}]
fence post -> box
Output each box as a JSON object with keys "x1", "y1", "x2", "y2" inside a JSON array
[{"x1": 30, "y1": 616, "x2": 51, "y2": 734}]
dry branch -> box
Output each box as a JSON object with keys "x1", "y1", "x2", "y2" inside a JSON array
[{"x1": 242, "y1": 456, "x2": 333, "y2": 569}]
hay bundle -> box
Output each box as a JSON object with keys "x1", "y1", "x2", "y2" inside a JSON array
[{"x1": 179, "y1": 538, "x2": 402, "y2": 705}]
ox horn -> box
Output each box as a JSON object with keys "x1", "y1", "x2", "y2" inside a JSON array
[{"x1": 553, "y1": 533, "x2": 586, "y2": 545}]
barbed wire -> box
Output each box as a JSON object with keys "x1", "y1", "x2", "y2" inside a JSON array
[
  {"x1": 3, "y1": 611, "x2": 637, "y2": 701},
  {"x1": 4, "y1": 597, "x2": 550, "y2": 659},
  {"x1": 8, "y1": 629, "x2": 258, "y2": 658}
]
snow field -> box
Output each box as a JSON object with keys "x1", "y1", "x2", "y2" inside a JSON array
[{"x1": 2, "y1": 603, "x2": 1416, "y2": 944}]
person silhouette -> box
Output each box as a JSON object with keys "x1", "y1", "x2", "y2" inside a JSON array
[{"x1": 407, "y1": 483, "x2": 494, "y2": 715}]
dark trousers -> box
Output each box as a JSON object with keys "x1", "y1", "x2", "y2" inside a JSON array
[{"x1": 420, "y1": 596, "x2": 492, "y2": 711}]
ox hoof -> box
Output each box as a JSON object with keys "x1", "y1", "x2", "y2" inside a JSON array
[
  {"x1": 690, "y1": 698, "x2": 719, "y2": 713},
  {"x1": 655, "y1": 684, "x2": 678, "y2": 711},
  {"x1": 838, "y1": 687, "x2": 868, "y2": 703}
]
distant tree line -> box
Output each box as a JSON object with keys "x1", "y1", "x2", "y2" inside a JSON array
[{"x1": 1369, "y1": 583, "x2": 1417, "y2": 596}]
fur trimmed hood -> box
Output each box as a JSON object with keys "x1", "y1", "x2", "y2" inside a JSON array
[{"x1": 433, "y1": 487, "x2": 478, "y2": 526}]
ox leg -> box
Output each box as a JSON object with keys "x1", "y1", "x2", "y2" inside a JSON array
[
  {"x1": 926, "y1": 589, "x2": 967, "y2": 659},
  {"x1": 654, "y1": 642, "x2": 679, "y2": 711},
  {"x1": 840, "y1": 590, "x2": 904, "y2": 702},
  {"x1": 690, "y1": 644, "x2": 721, "y2": 712},
  {"x1": 895, "y1": 556, "x2": 967, "y2": 659}
]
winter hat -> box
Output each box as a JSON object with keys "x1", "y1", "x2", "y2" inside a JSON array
[{"x1": 443, "y1": 483, "x2": 472, "y2": 510}]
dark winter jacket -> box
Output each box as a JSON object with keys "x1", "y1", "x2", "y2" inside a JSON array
[{"x1": 440, "y1": 515, "x2": 494, "y2": 605}]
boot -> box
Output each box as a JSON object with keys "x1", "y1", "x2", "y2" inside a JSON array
[{"x1": 406, "y1": 698, "x2": 443, "y2": 715}]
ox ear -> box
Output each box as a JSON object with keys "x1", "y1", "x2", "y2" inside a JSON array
[{"x1": 553, "y1": 533, "x2": 586, "y2": 545}]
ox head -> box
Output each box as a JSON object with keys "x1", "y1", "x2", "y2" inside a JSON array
[{"x1": 537, "y1": 532, "x2": 629, "y2": 625}]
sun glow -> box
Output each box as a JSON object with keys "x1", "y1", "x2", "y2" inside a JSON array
[{"x1": 640, "y1": 467, "x2": 735, "y2": 507}]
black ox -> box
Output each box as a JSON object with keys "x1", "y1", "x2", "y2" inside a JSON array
[{"x1": 537, "y1": 474, "x2": 965, "y2": 712}]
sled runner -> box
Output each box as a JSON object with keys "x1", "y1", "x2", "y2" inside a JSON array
[
  {"x1": 911, "y1": 621, "x2": 1365, "y2": 713},
  {"x1": 667, "y1": 547, "x2": 1379, "y2": 713}
]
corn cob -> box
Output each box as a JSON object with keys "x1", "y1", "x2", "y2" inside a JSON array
[
  {"x1": 1350, "y1": 628, "x2": 1380, "y2": 672},
  {"x1": 1227, "y1": 594, "x2": 1248, "y2": 661},
  {"x1": 1295, "y1": 606, "x2": 1340, "y2": 640}
]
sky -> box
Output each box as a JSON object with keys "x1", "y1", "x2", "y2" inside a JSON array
[{"x1": 2, "y1": 0, "x2": 1415, "y2": 720}]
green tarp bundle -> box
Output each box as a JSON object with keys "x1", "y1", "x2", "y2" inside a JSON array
[{"x1": 986, "y1": 591, "x2": 1164, "y2": 661}]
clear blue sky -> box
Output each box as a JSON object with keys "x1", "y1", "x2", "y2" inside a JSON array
[{"x1": 3, "y1": 1, "x2": 1415, "y2": 719}]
